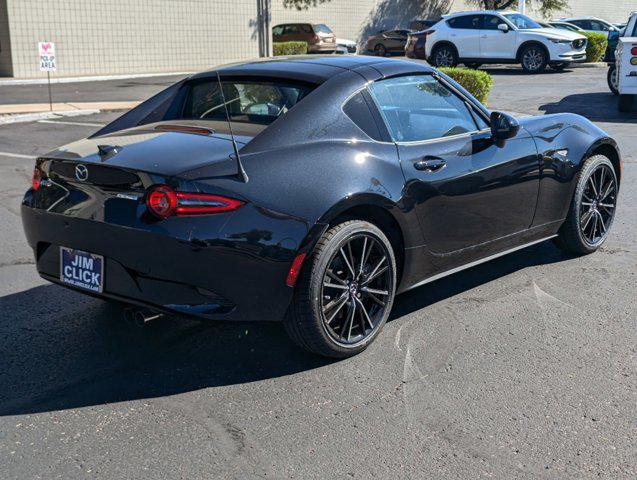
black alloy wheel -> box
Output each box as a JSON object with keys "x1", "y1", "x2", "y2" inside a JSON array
[
  {"x1": 285, "y1": 220, "x2": 397, "y2": 358},
  {"x1": 375, "y1": 44, "x2": 387, "y2": 57},
  {"x1": 555, "y1": 155, "x2": 618, "y2": 254}
]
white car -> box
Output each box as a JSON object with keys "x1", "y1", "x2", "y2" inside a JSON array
[
  {"x1": 615, "y1": 12, "x2": 637, "y2": 112},
  {"x1": 425, "y1": 10, "x2": 588, "y2": 73},
  {"x1": 335, "y1": 38, "x2": 357, "y2": 54},
  {"x1": 559, "y1": 16, "x2": 620, "y2": 37}
]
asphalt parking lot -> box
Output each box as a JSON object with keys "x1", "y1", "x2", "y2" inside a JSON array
[{"x1": 0, "y1": 66, "x2": 635, "y2": 479}]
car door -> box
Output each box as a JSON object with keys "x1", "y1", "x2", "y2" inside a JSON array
[
  {"x1": 367, "y1": 74, "x2": 540, "y2": 255},
  {"x1": 446, "y1": 14, "x2": 482, "y2": 58},
  {"x1": 479, "y1": 15, "x2": 517, "y2": 59}
]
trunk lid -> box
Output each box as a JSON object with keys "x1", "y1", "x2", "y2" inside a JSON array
[{"x1": 42, "y1": 120, "x2": 261, "y2": 178}]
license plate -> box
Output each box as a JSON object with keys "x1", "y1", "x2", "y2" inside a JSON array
[{"x1": 60, "y1": 247, "x2": 104, "y2": 293}]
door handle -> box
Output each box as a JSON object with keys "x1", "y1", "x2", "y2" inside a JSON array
[
  {"x1": 480, "y1": 35, "x2": 487, "y2": 38},
  {"x1": 414, "y1": 157, "x2": 446, "y2": 172}
]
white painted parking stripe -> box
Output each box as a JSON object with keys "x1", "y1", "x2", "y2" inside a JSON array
[
  {"x1": 38, "y1": 119, "x2": 105, "y2": 127},
  {"x1": 0, "y1": 151, "x2": 35, "y2": 159}
]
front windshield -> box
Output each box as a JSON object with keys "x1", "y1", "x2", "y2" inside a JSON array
[{"x1": 503, "y1": 13, "x2": 542, "y2": 29}]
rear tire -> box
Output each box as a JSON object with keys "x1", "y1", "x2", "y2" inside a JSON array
[
  {"x1": 520, "y1": 44, "x2": 548, "y2": 73},
  {"x1": 607, "y1": 65, "x2": 619, "y2": 95},
  {"x1": 284, "y1": 220, "x2": 397, "y2": 358},
  {"x1": 374, "y1": 44, "x2": 387, "y2": 57},
  {"x1": 431, "y1": 44, "x2": 458, "y2": 68},
  {"x1": 619, "y1": 94, "x2": 633, "y2": 112},
  {"x1": 554, "y1": 155, "x2": 618, "y2": 255}
]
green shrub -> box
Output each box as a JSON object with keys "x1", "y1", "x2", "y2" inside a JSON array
[
  {"x1": 273, "y1": 41, "x2": 308, "y2": 56},
  {"x1": 439, "y1": 67, "x2": 494, "y2": 105},
  {"x1": 583, "y1": 32, "x2": 607, "y2": 63}
]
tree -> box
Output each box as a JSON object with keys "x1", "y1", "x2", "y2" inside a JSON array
[{"x1": 467, "y1": 0, "x2": 568, "y2": 17}]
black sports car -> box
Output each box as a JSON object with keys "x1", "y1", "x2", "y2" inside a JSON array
[{"x1": 22, "y1": 56, "x2": 621, "y2": 358}]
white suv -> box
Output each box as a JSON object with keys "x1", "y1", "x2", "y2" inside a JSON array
[{"x1": 425, "y1": 10, "x2": 588, "y2": 73}]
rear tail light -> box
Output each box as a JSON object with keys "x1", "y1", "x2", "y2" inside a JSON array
[
  {"x1": 32, "y1": 165, "x2": 43, "y2": 191},
  {"x1": 631, "y1": 47, "x2": 637, "y2": 55},
  {"x1": 423, "y1": 29, "x2": 435, "y2": 36},
  {"x1": 146, "y1": 184, "x2": 244, "y2": 219}
]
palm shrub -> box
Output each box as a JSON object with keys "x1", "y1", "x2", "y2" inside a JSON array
[
  {"x1": 273, "y1": 42, "x2": 308, "y2": 56},
  {"x1": 439, "y1": 67, "x2": 494, "y2": 105},
  {"x1": 583, "y1": 32, "x2": 607, "y2": 63}
]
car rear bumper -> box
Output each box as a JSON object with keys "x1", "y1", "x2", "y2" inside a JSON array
[
  {"x1": 21, "y1": 201, "x2": 316, "y2": 322},
  {"x1": 308, "y1": 44, "x2": 337, "y2": 53}
]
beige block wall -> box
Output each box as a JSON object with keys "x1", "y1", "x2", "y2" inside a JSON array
[
  {"x1": 2, "y1": 0, "x2": 635, "y2": 78},
  {"x1": 5, "y1": 0, "x2": 261, "y2": 78}
]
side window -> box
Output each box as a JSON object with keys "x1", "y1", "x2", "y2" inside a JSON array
[
  {"x1": 447, "y1": 15, "x2": 481, "y2": 30},
  {"x1": 272, "y1": 25, "x2": 284, "y2": 36},
  {"x1": 343, "y1": 91, "x2": 383, "y2": 141},
  {"x1": 482, "y1": 15, "x2": 502, "y2": 30},
  {"x1": 589, "y1": 21, "x2": 607, "y2": 32},
  {"x1": 573, "y1": 20, "x2": 590, "y2": 30},
  {"x1": 284, "y1": 25, "x2": 300, "y2": 34},
  {"x1": 300, "y1": 24, "x2": 312, "y2": 33},
  {"x1": 368, "y1": 75, "x2": 481, "y2": 143}
]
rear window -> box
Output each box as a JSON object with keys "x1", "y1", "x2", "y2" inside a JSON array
[
  {"x1": 179, "y1": 80, "x2": 313, "y2": 126},
  {"x1": 447, "y1": 15, "x2": 481, "y2": 29},
  {"x1": 313, "y1": 24, "x2": 333, "y2": 34}
]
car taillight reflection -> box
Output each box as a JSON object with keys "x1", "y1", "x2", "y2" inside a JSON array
[{"x1": 146, "y1": 184, "x2": 244, "y2": 219}]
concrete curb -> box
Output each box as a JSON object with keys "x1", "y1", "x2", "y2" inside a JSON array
[
  {"x1": 569, "y1": 62, "x2": 608, "y2": 69},
  {"x1": 0, "y1": 71, "x2": 194, "y2": 86},
  {"x1": 0, "y1": 109, "x2": 101, "y2": 125}
]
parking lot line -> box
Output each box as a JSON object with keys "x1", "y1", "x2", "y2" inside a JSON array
[
  {"x1": 38, "y1": 119, "x2": 105, "y2": 127},
  {"x1": 0, "y1": 151, "x2": 34, "y2": 159}
]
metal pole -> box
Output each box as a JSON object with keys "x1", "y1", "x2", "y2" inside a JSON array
[
  {"x1": 519, "y1": 0, "x2": 526, "y2": 14},
  {"x1": 47, "y1": 71, "x2": 52, "y2": 111}
]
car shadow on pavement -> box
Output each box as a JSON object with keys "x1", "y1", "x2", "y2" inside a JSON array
[
  {"x1": 539, "y1": 91, "x2": 637, "y2": 123},
  {"x1": 0, "y1": 240, "x2": 575, "y2": 417}
]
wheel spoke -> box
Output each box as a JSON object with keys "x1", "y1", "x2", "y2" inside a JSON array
[
  {"x1": 598, "y1": 167, "x2": 606, "y2": 196},
  {"x1": 580, "y1": 210, "x2": 593, "y2": 230},
  {"x1": 323, "y1": 292, "x2": 348, "y2": 314},
  {"x1": 366, "y1": 291, "x2": 386, "y2": 308},
  {"x1": 364, "y1": 265, "x2": 388, "y2": 285},
  {"x1": 598, "y1": 202, "x2": 614, "y2": 210},
  {"x1": 323, "y1": 281, "x2": 348, "y2": 290},
  {"x1": 588, "y1": 175, "x2": 599, "y2": 197},
  {"x1": 596, "y1": 211, "x2": 607, "y2": 234},
  {"x1": 361, "y1": 286, "x2": 389, "y2": 296},
  {"x1": 343, "y1": 301, "x2": 356, "y2": 341},
  {"x1": 600, "y1": 181, "x2": 615, "y2": 201},
  {"x1": 581, "y1": 201, "x2": 593, "y2": 207},
  {"x1": 354, "y1": 297, "x2": 374, "y2": 329},
  {"x1": 325, "y1": 295, "x2": 348, "y2": 324},
  {"x1": 362, "y1": 256, "x2": 386, "y2": 286},
  {"x1": 339, "y1": 247, "x2": 356, "y2": 278},
  {"x1": 326, "y1": 269, "x2": 347, "y2": 285},
  {"x1": 358, "y1": 237, "x2": 369, "y2": 278}
]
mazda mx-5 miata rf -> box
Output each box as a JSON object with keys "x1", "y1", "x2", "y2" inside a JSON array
[{"x1": 22, "y1": 56, "x2": 621, "y2": 357}]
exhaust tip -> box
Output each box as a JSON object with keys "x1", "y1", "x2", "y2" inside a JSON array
[{"x1": 124, "y1": 308, "x2": 163, "y2": 327}]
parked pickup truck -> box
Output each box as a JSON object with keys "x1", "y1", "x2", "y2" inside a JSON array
[{"x1": 616, "y1": 12, "x2": 637, "y2": 112}]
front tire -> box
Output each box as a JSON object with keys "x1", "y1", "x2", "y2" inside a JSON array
[
  {"x1": 520, "y1": 44, "x2": 548, "y2": 73},
  {"x1": 431, "y1": 44, "x2": 458, "y2": 68},
  {"x1": 554, "y1": 155, "x2": 618, "y2": 255},
  {"x1": 284, "y1": 220, "x2": 397, "y2": 358},
  {"x1": 607, "y1": 65, "x2": 619, "y2": 95}
]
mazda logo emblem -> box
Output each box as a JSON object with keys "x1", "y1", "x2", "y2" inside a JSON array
[{"x1": 75, "y1": 164, "x2": 89, "y2": 182}]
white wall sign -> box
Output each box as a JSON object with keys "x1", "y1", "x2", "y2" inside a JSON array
[{"x1": 38, "y1": 42, "x2": 57, "y2": 72}]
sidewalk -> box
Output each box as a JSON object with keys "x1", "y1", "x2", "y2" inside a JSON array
[{"x1": 0, "y1": 101, "x2": 139, "y2": 115}]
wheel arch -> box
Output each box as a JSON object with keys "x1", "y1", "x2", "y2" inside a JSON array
[
  {"x1": 430, "y1": 41, "x2": 458, "y2": 58},
  {"x1": 315, "y1": 194, "x2": 411, "y2": 284},
  {"x1": 516, "y1": 40, "x2": 549, "y2": 62},
  {"x1": 585, "y1": 137, "x2": 622, "y2": 185}
]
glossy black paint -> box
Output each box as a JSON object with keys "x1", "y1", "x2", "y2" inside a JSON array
[{"x1": 21, "y1": 56, "x2": 620, "y2": 322}]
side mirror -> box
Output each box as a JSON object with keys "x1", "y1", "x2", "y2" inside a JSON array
[
  {"x1": 490, "y1": 111, "x2": 520, "y2": 142},
  {"x1": 498, "y1": 23, "x2": 509, "y2": 33}
]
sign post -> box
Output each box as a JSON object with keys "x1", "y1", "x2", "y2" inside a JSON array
[
  {"x1": 38, "y1": 42, "x2": 56, "y2": 111},
  {"x1": 519, "y1": 0, "x2": 526, "y2": 14}
]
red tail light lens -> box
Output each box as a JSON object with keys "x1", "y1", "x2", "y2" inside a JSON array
[
  {"x1": 631, "y1": 47, "x2": 637, "y2": 55},
  {"x1": 32, "y1": 166, "x2": 43, "y2": 191},
  {"x1": 146, "y1": 185, "x2": 244, "y2": 219},
  {"x1": 424, "y1": 29, "x2": 435, "y2": 36}
]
